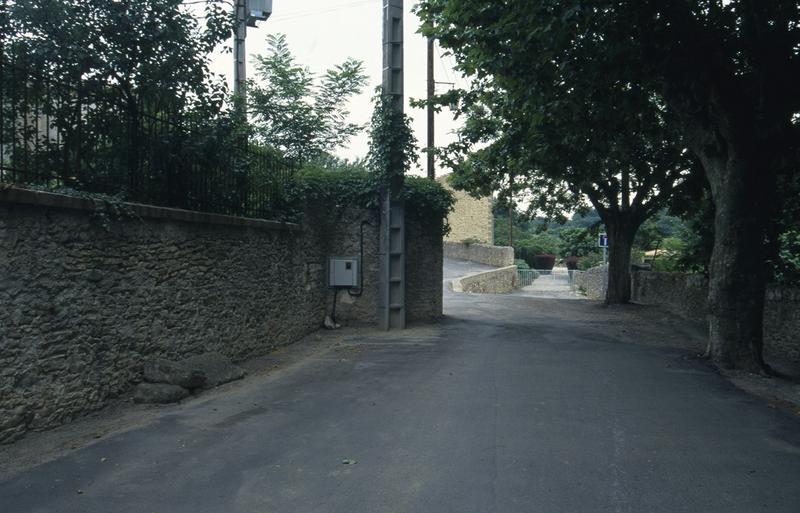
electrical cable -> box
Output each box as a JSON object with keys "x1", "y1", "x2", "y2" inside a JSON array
[
  {"x1": 270, "y1": 0, "x2": 378, "y2": 22},
  {"x1": 436, "y1": 44, "x2": 455, "y2": 89},
  {"x1": 331, "y1": 287, "x2": 340, "y2": 324},
  {"x1": 348, "y1": 219, "x2": 379, "y2": 298}
]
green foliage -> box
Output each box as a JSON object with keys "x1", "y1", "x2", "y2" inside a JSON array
[
  {"x1": 650, "y1": 238, "x2": 686, "y2": 273},
  {"x1": 513, "y1": 234, "x2": 559, "y2": 268},
  {"x1": 673, "y1": 194, "x2": 715, "y2": 273},
  {"x1": 281, "y1": 166, "x2": 453, "y2": 235},
  {"x1": 462, "y1": 237, "x2": 482, "y2": 246},
  {"x1": 578, "y1": 252, "x2": 604, "y2": 271},
  {"x1": 401, "y1": 176, "x2": 455, "y2": 233},
  {"x1": 4, "y1": 0, "x2": 233, "y2": 113},
  {"x1": 772, "y1": 230, "x2": 800, "y2": 286},
  {"x1": 516, "y1": 234, "x2": 559, "y2": 257},
  {"x1": 414, "y1": 0, "x2": 695, "y2": 229},
  {"x1": 514, "y1": 259, "x2": 530, "y2": 270},
  {"x1": 283, "y1": 166, "x2": 377, "y2": 215},
  {"x1": 771, "y1": 170, "x2": 800, "y2": 285},
  {"x1": 558, "y1": 228, "x2": 595, "y2": 258},
  {"x1": 366, "y1": 93, "x2": 419, "y2": 193},
  {"x1": 633, "y1": 220, "x2": 664, "y2": 252},
  {"x1": 249, "y1": 34, "x2": 368, "y2": 161}
]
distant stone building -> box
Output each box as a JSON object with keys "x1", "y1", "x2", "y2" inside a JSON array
[{"x1": 437, "y1": 174, "x2": 494, "y2": 244}]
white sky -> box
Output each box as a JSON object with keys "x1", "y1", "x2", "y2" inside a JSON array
[{"x1": 206, "y1": 0, "x2": 467, "y2": 177}]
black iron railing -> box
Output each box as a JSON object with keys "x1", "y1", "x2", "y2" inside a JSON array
[{"x1": 0, "y1": 59, "x2": 297, "y2": 219}]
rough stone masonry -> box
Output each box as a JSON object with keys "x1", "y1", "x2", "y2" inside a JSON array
[{"x1": 0, "y1": 188, "x2": 443, "y2": 443}]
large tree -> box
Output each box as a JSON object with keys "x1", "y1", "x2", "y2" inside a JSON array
[
  {"x1": 417, "y1": 0, "x2": 799, "y2": 371},
  {"x1": 632, "y1": 1, "x2": 799, "y2": 372},
  {"x1": 416, "y1": 13, "x2": 695, "y2": 304}
]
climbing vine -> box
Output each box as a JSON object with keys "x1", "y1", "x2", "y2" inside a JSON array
[
  {"x1": 282, "y1": 167, "x2": 454, "y2": 236},
  {"x1": 279, "y1": 92, "x2": 453, "y2": 234},
  {"x1": 366, "y1": 92, "x2": 418, "y2": 192}
]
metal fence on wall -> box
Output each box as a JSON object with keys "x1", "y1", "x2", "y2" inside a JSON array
[{"x1": 0, "y1": 59, "x2": 297, "y2": 219}]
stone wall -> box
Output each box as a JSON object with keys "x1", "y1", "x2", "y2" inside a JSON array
[
  {"x1": 0, "y1": 188, "x2": 442, "y2": 443},
  {"x1": 764, "y1": 287, "x2": 800, "y2": 365},
  {"x1": 630, "y1": 271, "x2": 708, "y2": 324},
  {"x1": 450, "y1": 265, "x2": 517, "y2": 294},
  {"x1": 437, "y1": 174, "x2": 493, "y2": 244},
  {"x1": 406, "y1": 216, "x2": 444, "y2": 322},
  {"x1": 444, "y1": 241, "x2": 514, "y2": 268},
  {"x1": 631, "y1": 271, "x2": 800, "y2": 366},
  {"x1": 572, "y1": 265, "x2": 608, "y2": 300}
]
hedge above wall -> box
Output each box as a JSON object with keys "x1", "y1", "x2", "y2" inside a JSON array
[{"x1": 282, "y1": 167, "x2": 455, "y2": 235}]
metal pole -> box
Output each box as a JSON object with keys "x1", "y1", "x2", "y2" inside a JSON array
[
  {"x1": 426, "y1": 35, "x2": 435, "y2": 180},
  {"x1": 380, "y1": 0, "x2": 405, "y2": 330},
  {"x1": 234, "y1": 0, "x2": 247, "y2": 105},
  {"x1": 508, "y1": 172, "x2": 514, "y2": 246}
]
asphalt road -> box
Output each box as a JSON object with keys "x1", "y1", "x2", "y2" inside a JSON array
[{"x1": 2, "y1": 259, "x2": 799, "y2": 512}]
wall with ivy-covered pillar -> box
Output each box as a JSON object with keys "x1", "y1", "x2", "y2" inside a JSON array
[{"x1": 0, "y1": 174, "x2": 453, "y2": 444}]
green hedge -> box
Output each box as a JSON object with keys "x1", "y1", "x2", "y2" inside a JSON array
[{"x1": 281, "y1": 167, "x2": 454, "y2": 235}]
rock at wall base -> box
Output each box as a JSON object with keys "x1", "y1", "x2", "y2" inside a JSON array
[
  {"x1": 133, "y1": 383, "x2": 190, "y2": 404},
  {"x1": 143, "y1": 359, "x2": 207, "y2": 390},
  {"x1": 181, "y1": 352, "x2": 246, "y2": 389}
]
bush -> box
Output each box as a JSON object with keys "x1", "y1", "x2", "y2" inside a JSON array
[
  {"x1": 514, "y1": 233, "x2": 560, "y2": 267},
  {"x1": 772, "y1": 229, "x2": 800, "y2": 285},
  {"x1": 282, "y1": 167, "x2": 454, "y2": 235},
  {"x1": 564, "y1": 255, "x2": 579, "y2": 270},
  {"x1": 577, "y1": 252, "x2": 604, "y2": 270},
  {"x1": 533, "y1": 254, "x2": 556, "y2": 270},
  {"x1": 515, "y1": 259, "x2": 530, "y2": 269},
  {"x1": 558, "y1": 227, "x2": 595, "y2": 258}
]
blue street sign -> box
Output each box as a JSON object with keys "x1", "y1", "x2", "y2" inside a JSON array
[{"x1": 598, "y1": 233, "x2": 609, "y2": 248}]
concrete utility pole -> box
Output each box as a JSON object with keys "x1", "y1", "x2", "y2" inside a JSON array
[
  {"x1": 426, "y1": 35, "x2": 435, "y2": 180},
  {"x1": 233, "y1": 0, "x2": 272, "y2": 108},
  {"x1": 380, "y1": 0, "x2": 406, "y2": 330},
  {"x1": 234, "y1": 0, "x2": 248, "y2": 101}
]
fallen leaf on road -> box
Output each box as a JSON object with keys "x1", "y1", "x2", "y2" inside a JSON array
[{"x1": 342, "y1": 459, "x2": 358, "y2": 465}]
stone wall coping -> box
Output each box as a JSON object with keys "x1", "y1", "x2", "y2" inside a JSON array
[
  {"x1": 450, "y1": 265, "x2": 518, "y2": 293},
  {"x1": 632, "y1": 270, "x2": 799, "y2": 302},
  {"x1": 0, "y1": 186, "x2": 300, "y2": 232},
  {"x1": 444, "y1": 241, "x2": 515, "y2": 267}
]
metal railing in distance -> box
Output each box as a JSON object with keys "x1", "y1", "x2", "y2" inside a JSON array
[
  {"x1": 516, "y1": 268, "x2": 580, "y2": 289},
  {"x1": 516, "y1": 269, "x2": 540, "y2": 287},
  {"x1": 0, "y1": 59, "x2": 296, "y2": 219}
]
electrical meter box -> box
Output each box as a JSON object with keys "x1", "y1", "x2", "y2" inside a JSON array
[
  {"x1": 248, "y1": 0, "x2": 272, "y2": 21},
  {"x1": 328, "y1": 257, "x2": 359, "y2": 288}
]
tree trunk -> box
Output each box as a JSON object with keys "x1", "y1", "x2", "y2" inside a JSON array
[
  {"x1": 704, "y1": 155, "x2": 770, "y2": 372},
  {"x1": 604, "y1": 214, "x2": 640, "y2": 304}
]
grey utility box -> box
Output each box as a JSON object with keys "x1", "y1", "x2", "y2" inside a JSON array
[
  {"x1": 328, "y1": 257, "x2": 359, "y2": 288},
  {"x1": 248, "y1": 0, "x2": 272, "y2": 21}
]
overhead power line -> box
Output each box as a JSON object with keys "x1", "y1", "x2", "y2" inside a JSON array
[{"x1": 270, "y1": 0, "x2": 378, "y2": 22}]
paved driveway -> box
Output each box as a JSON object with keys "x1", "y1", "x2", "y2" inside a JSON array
[{"x1": 1, "y1": 260, "x2": 799, "y2": 512}]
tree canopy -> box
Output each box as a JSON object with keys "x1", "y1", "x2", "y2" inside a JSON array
[
  {"x1": 2, "y1": 0, "x2": 234, "y2": 112},
  {"x1": 248, "y1": 34, "x2": 368, "y2": 161},
  {"x1": 415, "y1": 1, "x2": 698, "y2": 303}
]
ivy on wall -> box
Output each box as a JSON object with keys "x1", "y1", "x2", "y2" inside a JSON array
[
  {"x1": 280, "y1": 91, "x2": 454, "y2": 235},
  {"x1": 282, "y1": 167, "x2": 454, "y2": 236},
  {"x1": 366, "y1": 93, "x2": 418, "y2": 193}
]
